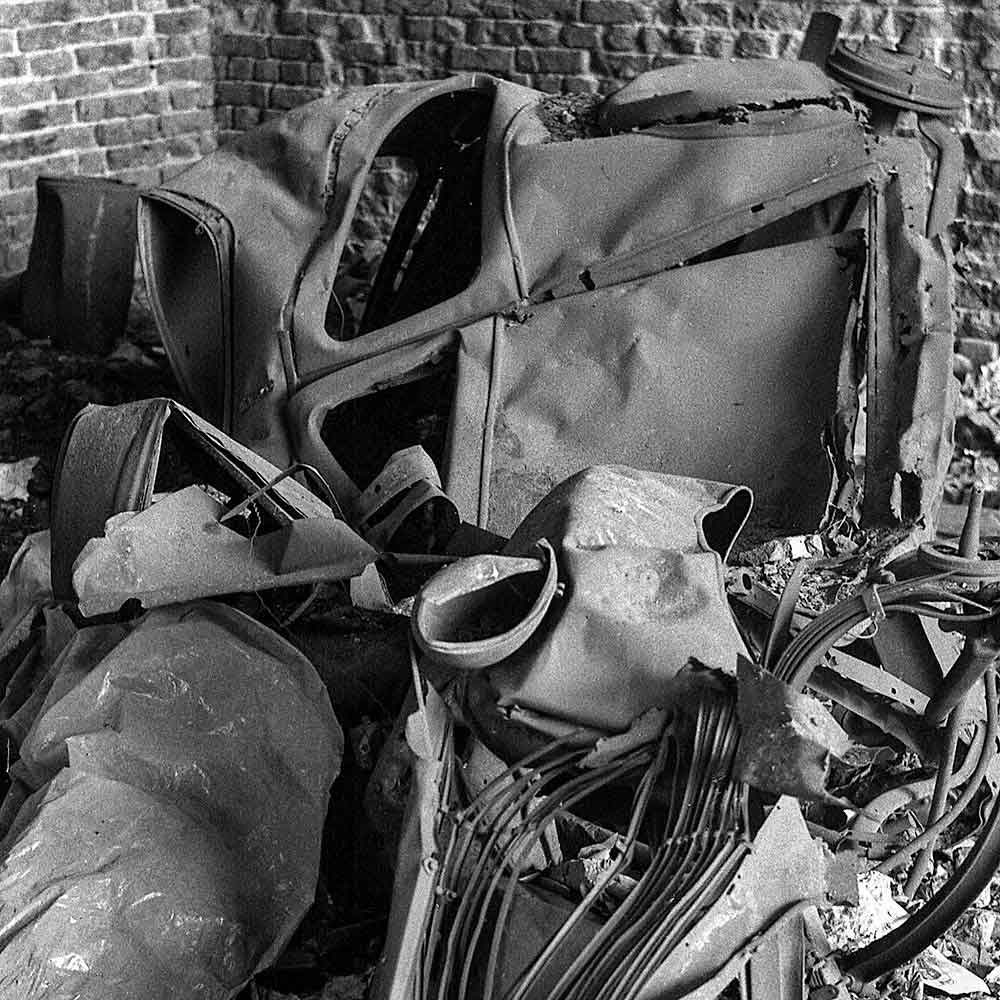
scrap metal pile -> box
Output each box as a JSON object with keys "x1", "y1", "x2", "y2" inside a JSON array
[{"x1": 0, "y1": 12, "x2": 994, "y2": 1000}]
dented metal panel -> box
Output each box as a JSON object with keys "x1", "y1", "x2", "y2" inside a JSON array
[
  {"x1": 478, "y1": 233, "x2": 861, "y2": 535},
  {"x1": 505, "y1": 110, "x2": 871, "y2": 295}
]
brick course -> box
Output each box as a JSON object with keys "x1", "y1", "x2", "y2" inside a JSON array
[{"x1": 0, "y1": 0, "x2": 215, "y2": 274}]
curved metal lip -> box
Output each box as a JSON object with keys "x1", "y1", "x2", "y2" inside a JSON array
[
  {"x1": 826, "y1": 43, "x2": 964, "y2": 115},
  {"x1": 411, "y1": 538, "x2": 559, "y2": 671}
]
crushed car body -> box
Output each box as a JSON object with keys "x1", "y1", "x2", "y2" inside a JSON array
[{"x1": 136, "y1": 32, "x2": 955, "y2": 548}]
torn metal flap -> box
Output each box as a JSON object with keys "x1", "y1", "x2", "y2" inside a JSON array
[
  {"x1": 72, "y1": 485, "x2": 375, "y2": 617},
  {"x1": 51, "y1": 397, "x2": 349, "y2": 603},
  {"x1": 371, "y1": 683, "x2": 451, "y2": 1000},
  {"x1": 635, "y1": 797, "x2": 828, "y2": 1000},
  {"x1": 463, "y1": 467, "x2": 751, "y2": 739},
  {"x1": 735, "y1": 658, "x2": 850, "y2": 801},
  {"x1": 599, "y1": 59, "x2": 842, "y2": 131}
]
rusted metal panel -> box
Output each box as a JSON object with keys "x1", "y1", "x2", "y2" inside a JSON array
[{"x1": 480, "y1": 234, "x2": 861, "y2": 535}]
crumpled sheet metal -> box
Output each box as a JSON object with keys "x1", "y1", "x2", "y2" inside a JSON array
[
  {"x1": 51, "y1": 397, "x2": 375, "y2": 612},
  {"x1": 373, "y1": 677, "x2": 828, "y2": 1000},
  {"x1": 633, "y1": 797, "x2": 826, "y2": 1000},
  {"x1": 138, "y1": 60, "x2": 954, "y2": 546},
  {"x1": 0, "y1": 601, "x2": 342, "y2": 1000},
  {"x1": 597, "y1": 59, "x2": 840, "y2": 130},
  {"x1": 371, "y1": 682, "x2": 450, "y2": 1000},
  {"x1": 467, "y1": 232, "x2": 859, "y2": 536},
  {"x1": 735, "y1": 658, "x2": 851, "y2": 802},
  {"x1": 72, "y1": 484, "x2": 375, "y2": 616},
  {"x1": 0, "y1": 530, "x2": 51, "y2": 627},
  {"x1": 442, "y1": 466, "x2": 753, "y2": 737},
  {"x1": 861, "y1": 136, "x2": 956, "y2": 534},
  {"x1": 138, "y1": 75, "x2": 537, "y2": 463},
  {"x1": 505, "y1": 106, "x2": 869, "y2": 297}
]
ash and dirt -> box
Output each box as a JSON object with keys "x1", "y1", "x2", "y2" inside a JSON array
[{"x1": 3, "y1": 302, "x2": 1000, "y2": 998}]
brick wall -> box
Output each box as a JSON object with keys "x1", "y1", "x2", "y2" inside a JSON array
[
  {"x1": 0, "y1": 0, "x2": 216, "y2": 275},
  {"x1": 212, "y1": 0, "x2": 1000, "y2": 343}
]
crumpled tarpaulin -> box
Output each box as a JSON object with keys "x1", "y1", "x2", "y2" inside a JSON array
[{"x1": 0, "y1": 601, "x2": 342, "y2": 1000}]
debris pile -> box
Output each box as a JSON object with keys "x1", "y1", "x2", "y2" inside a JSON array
[{"x1": 0, "y1": 12, "x2": 996, "y2": 1000}]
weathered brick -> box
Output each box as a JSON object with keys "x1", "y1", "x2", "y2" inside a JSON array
[
  {"x1": 228, "y1": 55, "x2": 253, "y2": 80},
  {"x1": 524, "y1": 20, "x2": 559, "y2": 45},
  {"x1": 565, "y1": 73, "x2": 599, "y2": 93},
  {"x1": 233, "y1": 105, "x2": 262, "y2": 131},
  {"x1": 605, "y1": 23, "x2": 639, "y2": 49},
  {"x1": 53, "y1": 70, "x2": 110, "y2": 99},
  {"x1": 734, "y1": 29, "x2": 777, "y2": 57},
  {"x1": 466, "y1": 18, "x2": 492, "y2": 44},
  {"x1": 343, "y1": 40, "x2": 386, "y2": 61},
  {"x1": 9, "y1": 152, "x2": 76, "y2": 189},
  {"x1": 0, "y1": 56, "x2": 27, "y2": 77},
  {"x1": 449, "y1": 43, "x2": 514, "y2": 72},
  {"x1": 0, "y1": 188, "x2": 39, "y2": 216},
  {"x1": 112, "y1": 65, "x2": 154, "y2": 87},
  {"x1": 96, "y1": 116, "x2": 162, "y2": 145},
  {"x1": 0, "y1": 124, "x2": 97, "y2": 162},
  {"x1": 279, "y1": 10, "x2": 307, "y2": 34},
  {"x1": 254, "y1": 59, "x2": 281, "y2": 82},
  {"x1": 701, "y1": 28, "x2": 735, "y2": 57},
  {"x1": 533, "y1": 73, "x2": 563, "y2": 93},
  {"x1": 561, "y1": 22, "x2": 601, "y2": 47},
  {"x1": 153, "y1": 8, "x2": 208, "y2": 33},
  {"x1": 77, "y1": 149, "x2": 108, "y2": 173},
  {"x1": 337, "y1": 14, "x2": 371, "y2": 40},
  {"x1": 280, "y1": 60, "x2": 309, "y2": 85},
  {"x1": 220, "y1": 33, "x2": 268, "y2": 58},
  {"x1": 76, "y1": 42, "x2": 135, "y2": 70},
  {"x1": 270, "y1": 83, "x2": 323, "y2": 109},
  {"x1": 404, "y1": 15, "x2": 434, "y2": 40},
  {"x1": 591, "y1": 48, "x2": 653, "y2": 75},
  {"x1": 106, "y1": 139, "x2": 168, "y2": 169},
  {"x1": 495, "y1": 19, "x2": 525, "y2": 44},
  {"x1": 514, "y1": 0, "x2": 578, "y2": 17},
  {"x1": 216, "y1": 79, "x2": 270, "y2": 108},
  {"x1": 434, "y1": 17, "x2": 464, "y2": 43},
  {"x1": 112, "y1": 165, "x2": 163, "y2": 187},
  {"x1": 639, "y1": 25, "x2": 665, "y2": 52},
  {"x1": 542, "y1": 47, "x2": 587, "y2": 72},
  {"x1": 112, "y1": 14, "x2": 147, "y2": 37},
  {"x1": 29, "y1": 50, "x2": 73, "y2": 77},
  {"x1": 1, "y1": 78, "x2": 53, "y2": 106},
  {"x1": 1, "y1": 102, "x2": 73, "y2": 133},
  {"x1": 17, "y1": 22, "x2": 69, "y2": 50},
  {"x1": 386, "y1": 0, "x2": 448, "y2": 13},
  {"x1": 580, "y1": 0, "x2": 642, "y2": 24},
  {"x1": 165, "y1": 134, "x2": 199, "y2": 158},
  {"x1": 752, "y1": 2, "x2": 806, "y2": 32},
  {"x1": 270, "y1": 35, "x2": 313, "y2": 60},
  {"x1": 156, "y1": 56, "x2": 213, "y2": 81},
  {"x1": 667, "y1": 26, "x2": 701, "y2": 55},
  {"x1": 0, "y1": 31, "x2": 15, "y2": 54}
]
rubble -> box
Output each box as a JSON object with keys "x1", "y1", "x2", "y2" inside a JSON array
[{"x1": 0, "y1": 11, "x2": 997, "y2": 1000}]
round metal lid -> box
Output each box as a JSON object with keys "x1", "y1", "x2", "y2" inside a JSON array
[{"x1": 826, "y1": 28, "x2": 964, "y2": 116}]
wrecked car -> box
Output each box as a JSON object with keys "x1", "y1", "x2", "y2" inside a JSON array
[
  {"x1": 134, "y1": 19, "x2": 958, "y2": 550},
  {"x1": 0, "y1": 12, "x2": 989, "y2": 1000}
]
